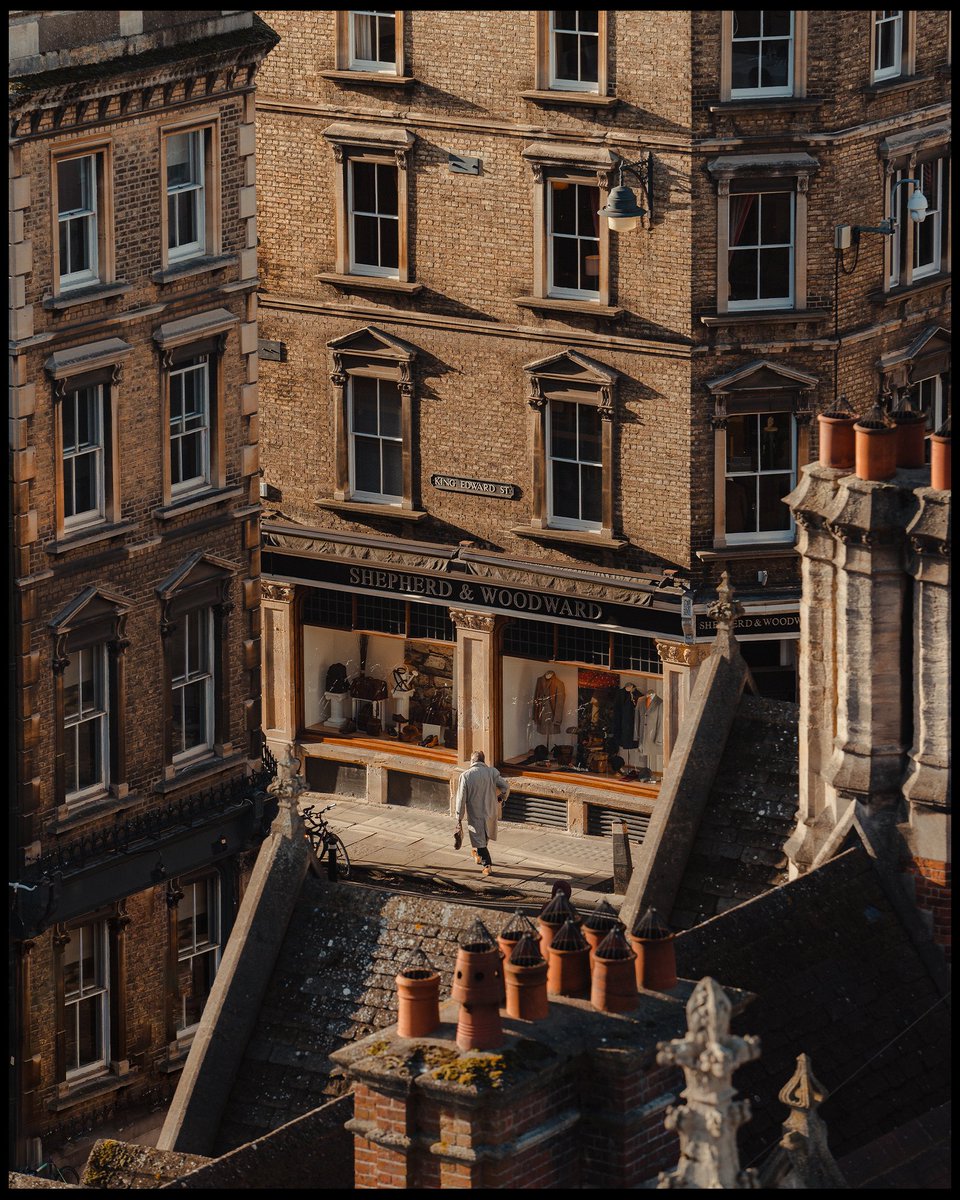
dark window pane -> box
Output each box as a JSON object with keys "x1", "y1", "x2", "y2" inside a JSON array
[
  {"x1": 378, "y1": 386, "x2": 402, "y2": 437},
  {"x1": 733, "y1": 10, "x2": 762, "y2": 38},
  {"x1": 354, "y1": 436, "x2": 381, "y2": 492},
  {"x1": 552, "y1": 237, "x2": 579, "y2": 290},
  {"x1": 68, "y1": 218, "x2": 89, "y2": 272},
  {"x1": 352, "y1": 378, "x2": 379, "y2": 433},
  {"x1": 578, "y1": 404, "x2": 602, "y2": 462},
  {"x1": 75, "y1": 996, "x2": 102, "y2": 1068},
  {"x1": 732, "y1": 43, "x2": 760, "y2": 89},
  {"x1": 179, "y1": 432, "x2": 202, "y2": 482},
  {"x1": 58, "y1": 158, "x2": 85, "y2": 213},
  {"x1": 381, "y1": 440, "x2": 403, "y2": 496},
  {"x1": 181, "y1": 679, "x2": 206, "y2": 749},
  {"x1": 552, "y1": 459, "x2": 580, "y2": 518},
  {"x1": 352, "y1": 161, "x2": 376, "y2": 209},
  {"x1": 552, "y1": 182, "x2": 577, "y2": 233},
  {"x1": 580, "y1": 35, "x2": 598, "y2": 82},
  {"x1": 550, "y1": 401, "x2": 579, "y2": 459},
  {"x1": 726, "y1": 475, "x2": 757, "y2": 534},
  {"x1": 758, "y1": 247, "x2": 791, "y2": 298},
  {"x1": 377, "y1": 16, "x2": 396, "y2": 63},
  {"x1": 730, "y1": 193, "x2": 758, "y2": 246},
  {"x1": 503, "y1": 618, "x2": 555, "y2": 658},
  {"x1": 577, "y1": 184, "x2": 600, "y2": 235},
  {"x1": 555, "y1": 11, "x2": 580, "y2": 30},
  {"x1": 355, "y1": 594, "x2": 405, "y2": 633},
  {"x1": 557, "y1": 625, "x2": 608, "y2": 665},
  {"x1": 353, "y1": 214, "x2": 379, "y2": 266},
  {"x1": 580, "y1": 463, "x2": 602, "y2": 523},
  {"x1": 759, "y1": 413, "x2": 792, "y2": 470},
  {"x1": 73, "y1": 453, "x2": 96, "y2": 514},
  {"x1": 760, "y1": 41, "x2": 789, "y2": 88},
  {"x1": 579, "y1": 239, "x2": 600, "y2": 287},
  {"x1": 175, "y1": 192, "x2": 198, "y2": 245},
  {"x1": 377, "y1": 164, "x2": 398, "y2": 215},
  {"x1": 554, "y1": 30, "x2": 580, "y2": 78},
  {"x1": 758, "y1": 472, "x2": 793, "y2": 531},
  {"x1": 303, "y1": 587, "x2": 353, "y2": 629},
  {"x1": 577, "y1": 10, "x2": 599, "y2": 33},
  {"x1": 760, "y1": 192, "x2": 791, "y2": 243},
  {"x1": 76, "y1": 717, "x2": 101, "y2": 790},
  {"x1": 63, "y1": 397, "x2": 78, "y2": 451},
  {"x1": 379, "y1": 216, "x2": 399, "y2": 268},
  {"x1": 763, "y1": 10, "x2": 791, "y2": 37},
  {"x1": 727, "y1": 414, "x2": 759, "y2": 473},
  {"x1": 728, "y1": 247, "x2": 758, "y2": 302},
  {"x1": 59, "y1": 224, "x2": 70, "y2": 272}
]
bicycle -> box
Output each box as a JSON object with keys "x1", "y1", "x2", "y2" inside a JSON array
[
  {"x1": 22, "y1": 1158, "x2": 80, "y2": 1184},
  {"x1": 301, "y1": 803, "x2": 351, "y2": 879}
]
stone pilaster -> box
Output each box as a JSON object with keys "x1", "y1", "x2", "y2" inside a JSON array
[
  {"x1": 654, "y1": 640, "x2": 712, "y2": 767},
  {"x1": 449, "y1": 609, "x2": 506, "y2": 767},
  {"x1": 782, "y1": 464, "x2": 846, "y2": 876},
  {"x1": 260, "y1": 582, "x2": 298, "y2": 743}
]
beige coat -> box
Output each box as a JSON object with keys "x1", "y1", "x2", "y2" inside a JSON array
[{"x1": 454, "y1": 762, "x2": 510, "y2": 848}]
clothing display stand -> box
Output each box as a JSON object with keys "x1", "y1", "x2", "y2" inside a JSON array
[{"x1": 324, "y1": 690, "x2": 350, "y2": 730}]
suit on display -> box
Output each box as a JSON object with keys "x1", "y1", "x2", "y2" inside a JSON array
[
  {"x1": 635, "y1": 692, "x2": 663, "y2": 773},
  {"x1": 612, "y1": 686, "x2": 639, "y2": 749},
  {"x1": 532, "y1": 671, "x2": 565, "y2": 735}
]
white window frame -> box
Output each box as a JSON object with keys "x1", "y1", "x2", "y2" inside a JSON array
[
  {"x1": 57, "y1": 153, "x2": 100, "y2": 290},
  {"x1": 63, "y1": 921, "x2": 110, "y2": 1080},
  {"x1": 724, "y1": 411, "x2": 797, "y2": 544},
  {"x1": 872, "y1": 10, "x2": 903, "y2": 81},
  {"x1": 730, "y1": 10, "x2": 795, "y2": 99},
  {"x1": 175, "y1": 876, "x2": 221, "y2": 1037},
  {"x1": 348, "y1": 375, "x2": 404, "y2": 504},
  {"x1": 546, "y1": 399, "x2": 604, "y2": 531},
  {"x1": 547, "y1": 180, "x2": 602, "y2": 300},
  {"x1": 63, "y1": 645, "x2": 109, "y2": 802},
  {"x1": 549, "y1": 10, "x2": 600, "y2": 92},
  {"x1": 912, "y1": 158, "x2": 944, "y2": 281},
  {"x1": 348, "y1": 158, "x2": 400, "y2": 278},
  {"x1": 169, "y1": 355, "x2": 211, "y2": 496},
  {"x1": 727, "y1": 189, "x2": 795, "y2": 312},
  {"x1": 166, "y1": 129, "x2": 206, "y2": 263},
  {"x1": 911, "y1": 374, "x2": 947, "y2": 461},
  {"x1": 61, "y1": 383, "x2": 106, "y2": 530},
  {"x1": 171, "y1": 607, "x2": 215, "y2": 764},
  {"x1": 349, "y1": 9, "x2": 398, "y2": 73}
]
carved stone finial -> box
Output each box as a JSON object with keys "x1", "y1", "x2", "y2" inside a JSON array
[
  {"x1": 655, "y1": 977, "x2": 761, "y2": 1190},
  {"x1": 768, "y1": 1054, "x2": 848, "y2": 1189},
  {"x1": 267, "y1": 743, "x2": 307, "y2": 808},
  {"x1": 707, "y1": 571, "x2": 744, "y2": 633}
]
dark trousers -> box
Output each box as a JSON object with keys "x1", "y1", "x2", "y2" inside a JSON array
[{"x1": 476, "y1": 845, "x2": 492, "y2": 866}]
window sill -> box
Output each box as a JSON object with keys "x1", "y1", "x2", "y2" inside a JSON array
[
  {"x1": 154, "y1": 485, "x2": 245, "y2": 522},
  {"x1": 511, "y1": 525, "x2": 629, "y2": 551},
  {"x1": 151, "y1": 254, "x2": 238, "y2": 285},
  {"x1": 709, "y1": 96, "x2": 825, "y2": 114},
  {"x1": 319, "y1": 68, "x2": 416, "y2": 87},
  {"x1": 316, "y1": 272, "x2": 423, "y2": 296},
  {"x1": 154, "y1": 749, "x2": 246, "y2": 794},
  {"x1": 867, "y1": 271, "x2": 951, "y2": 305},
  {"x1": 45, "y1": 519, "x2": 138, "y2": 557},
  {"x1": 159, "y1": 1037, "x2": 194, "y2": 1073},
  {"x1": 700, "y1": 309, "x2": 830, "y2": 327},
  {"x1": 519, "y1": 89, "x2": 618, "y2": 108},
  {"x1": 515, "y1": 296, "x2": 623, "y2": 320},
  {"x1": 43, "y1": 281, "x2": 134, "y2": 311},
  {"x1": 50, "y1": 788, "x2": 130, "y2": 837},
  {"x1": 862, "y1": 72, "x2": 932, "y2": 98},
  {"x1": 48, "y1": 1065, "x2": 137, "y2": 1112},
  {"x1": 697, "y1": 544, "x2": 798, "y2": 561},
  {"x1": 317, "y1": 497, "x2": 428, "y2": 523}
]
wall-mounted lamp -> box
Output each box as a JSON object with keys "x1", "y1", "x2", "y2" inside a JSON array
[
  {"x1": 598, "y1": 153, "x2": 653, "y2": 232},
  {"x1": 211, "y1": 834, "x2": 229, "y2": 855},
  {"x1": 834, "y1": 177, "x2": 928, "y2": 250}
]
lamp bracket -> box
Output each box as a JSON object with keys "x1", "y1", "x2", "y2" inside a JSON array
[{"x1": 616, "y1": 151, "x2": 654, "y2": 221}]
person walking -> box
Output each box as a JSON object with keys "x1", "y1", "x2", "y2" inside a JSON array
[{"x1": 454, "y1": 750, "x2": 510, "y2": 876}]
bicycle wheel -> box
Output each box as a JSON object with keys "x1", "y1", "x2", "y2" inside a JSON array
[
  {"x1": 59, "y1": 1165, "x2": 81, "y2": 1185},
  {"x1": 332, "y1": 834, "x2": 350, "y2": 879}
]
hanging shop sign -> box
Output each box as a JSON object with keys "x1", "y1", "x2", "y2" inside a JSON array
[
  {"x1": 430, "y1": 473, "x2": 518, "y2": 499},
  {"x1": 694, "y1": 610, "x2": 800, "y2": 638},
  {"x1": 262, "y1": 548, "x2": 686, "y2": 638}
]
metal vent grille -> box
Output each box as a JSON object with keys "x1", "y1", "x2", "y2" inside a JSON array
[
  {"x1": 586, "y1": 807, "x2": 650, "y2": 842},
  {"x1": 501, "y1": 792, "x2": 568, "y2": 829}
]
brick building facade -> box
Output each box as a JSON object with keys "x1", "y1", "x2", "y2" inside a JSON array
[
  {"x1": 8, "y1": 10, "x2": 278, "y2": 1169},
  {"x1": 253, "y1": 12, "x2": 949, "y2": 829}
]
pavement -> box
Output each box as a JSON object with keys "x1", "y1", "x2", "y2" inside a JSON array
[{"x1": 298, "y1": 791, "x2": 628, "y2": 912}]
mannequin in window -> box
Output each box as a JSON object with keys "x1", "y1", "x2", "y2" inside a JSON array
[
  {"x1": 392, "y1": 661, "x2": 417, "y2": 726},
  {"x1": 612, "y1": 684, "x2": 640, "y2": 753},
  {"x1": 532, "y1": 670, "x2": 565, "y2": 735},
  {"x1": 641, "y1": 690, "x2": 663, "y2": 774}
]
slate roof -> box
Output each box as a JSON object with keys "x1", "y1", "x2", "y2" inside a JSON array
[
  {"x1": 674, "y1": 844, "x2": 951, "y2": 1165},
  {"x1": 214, "y1": 881, "x2": 531, "y2": 1155},
  {"x1": 669, "y1": 694, "x2": 799, "y2": 930}
]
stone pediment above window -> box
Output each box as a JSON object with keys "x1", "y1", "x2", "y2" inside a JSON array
[
  {"x1": 878, "y1": 324, "x2": 952, "y2": 389},
  {"x1": 157, "y1": 550, "x2": 237, "y2": 621},
  {"x1": 322, "y1": 121, "x2": 415, "y2": 165},
  {"x1": 706, "y1": 359, "x2": 818, "y2": 425},
  {"x1": 521, "y1": 141, "x2": 618, "y2": 184},
  {"x1": 706, "y1": 151, "x2": 820, "y2": 183},
  {"x1": 524, "y1": 348, "x2": 620, "y2": 418},
  {"x1": 49, "y1": 585, "x2": 131, "y2": 660},
  {"x1": 327, "y1": 326, "x2": 419, "y2": 386},
  {"x1": 879, "y1": 122, "x2": 950, "y2": 161}
]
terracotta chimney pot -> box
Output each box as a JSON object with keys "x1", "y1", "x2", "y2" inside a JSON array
[
  {"x1": 931, "y1": 417, "x2": 951, "y2": 491},
  {"x1": 854, "y1": 403, "x2": 898, "y2": 482},
  {"x1": 629, "y1": 907, "x2": 678, "y2": 992},
  {"x1": 452, "y1": 921, "x2": 504, "y2": 1050},
  {"x1": 396, "y1": 951, "x2": 441, "y2": 1039},
  {"x1": 817, "y1": 402, "x2": 857, "y2": 470},
  {"x1": 590, "y1": 928, "x2": 638, "y2": 1014},
  {"x1": 537, "y1": 890, "x2": 580, "y2": 957},
  {"x1": 503, "y1": 934, "x2": 549, "y2": 1021},
  {"x1": 546, "y1": 919, "x2": 591, "y2": 997},
  {"x1": 582, "y1": 899, "x2": 623, "y2": 963},
  {"x1": 891, "y1": 395, "x2": 927, "y2": 469}
]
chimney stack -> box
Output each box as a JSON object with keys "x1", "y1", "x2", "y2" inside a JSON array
[
  {"x1": 630, "y1": 907, "x2": 677, "y2": 992},
  {"x1": 504, "y1": 934, "x2": 549, "y2": 1020},
  {"x1": 451, "y1": 919, "x2": 504, "y2": 1050},
  {"x1": 395, "y1": 948, "x2": 441, "y2": 1039}
]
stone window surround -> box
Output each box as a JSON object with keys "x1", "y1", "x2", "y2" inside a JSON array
[
  {"x1": 519, "y1": 349, "x2": 625, "y2": 548},
  {"x1": 153, "y1": 309, "x2": 238, "y2": 507},
  {"x1": 869, "y1": 9, "x2": 916, "y2": 84},
  {"x1": 49, "y1": 585, "x2": 132, "y2": 814},
  {"x1": 157, "y1": 552, "x2": 237, "y2": 780},
  {"x1": 158, "y1": 112, "x2": 222, "y2": 271},
  {"x1": 331, "y1": 9, "x2": 409, "y2": 80},
  {"x1": 323, "y1": 122, "x2": 416, "y2": 284},
  {"x1": 879, "y1": 125, "x2": 951, "y2": 293},
  {"x1": 719, "y1": 10, "x2": 809, "y2": 102},
  {"x1": 877, "y1": 324, "x2": 952, "y2": 409},
  {"x1": 707, "y1": 152, "x2": 819, "y2": 316},
  {"x1": 324, "y1": 325, "x2": 423, "y2": 517},
  {"x1": 706, "y1": 359, "x2": 817, "y2": 549},
  {"x1": 49, "y1": 135, "x2": 116, "y2": 299},
  {"x1": 520, "y1": 142, "x2": 617, "y2": 314}
]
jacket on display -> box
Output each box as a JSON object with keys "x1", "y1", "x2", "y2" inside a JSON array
[
  {"x1": 532, "y1": 671, "x2": 565, "y2": 734},
  {"x1": 612, "y1": 686, "x2": 639, "y2": 749}
]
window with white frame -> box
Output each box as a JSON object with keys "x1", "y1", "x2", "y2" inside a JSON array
[
  {"x1": 872, "y1": 10, "x2": 903, "y2": 81},
  {"x1": 549, "y1": 180, "x2": 601, "y2": 299},
  {"x1": 169, "y1": 355, "x2": 211, "y2": 494},
  {"x1": 62, "y1": 384, "x2": 105, "y2": 529},
  {"x1": 349, "y1": 9, "x2": 397, "y2": 71},
  {"x1": 549, "y1": 10, "x2": 600, "y2": 91},
  {"x1": 547, "y1": 400, "x2": 603, "y2": 530},
  {"x1": 888, "y1": 157, "x2": 949, "y2": 287},
  {"x1": 727, "y1": 189, "x2": 794, "y2": 310},
  {"x1": 730, "y1": 10, "x2": 794, "y2": 98},
  {"x1": 56, "y1": 153, "x2": 100, "y2": 290},
  {"x1": 349, "y1": 376, "x2": 403, "y2": 502},
  {"x1": 911, "y1": 374, "x2": 948, "y2": 461},
  {"x1": 63, "y1": 921, "x2": 110, "y2": 1078},
  {"x1": 166, "y1": 130, "x2": 206, "y2": 262},
  {"x1": 170, "y1": 607, "x2": 215, "y2": 762},
  {"x1": 724, "y1": 411, "x2": 795, "y2": 542},
  {"x1": 63, "y1": 645, "x2": 109, "y2": 800},
  {"x1": 913, "y1": 158, "x2": 944, "y2": 279},
  {"x1": 175, "y1": 876, "x2": 221, "y2": 1036},
  {"x1": 349, "y1": 159, "x2": 400, "y2": 276}
]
